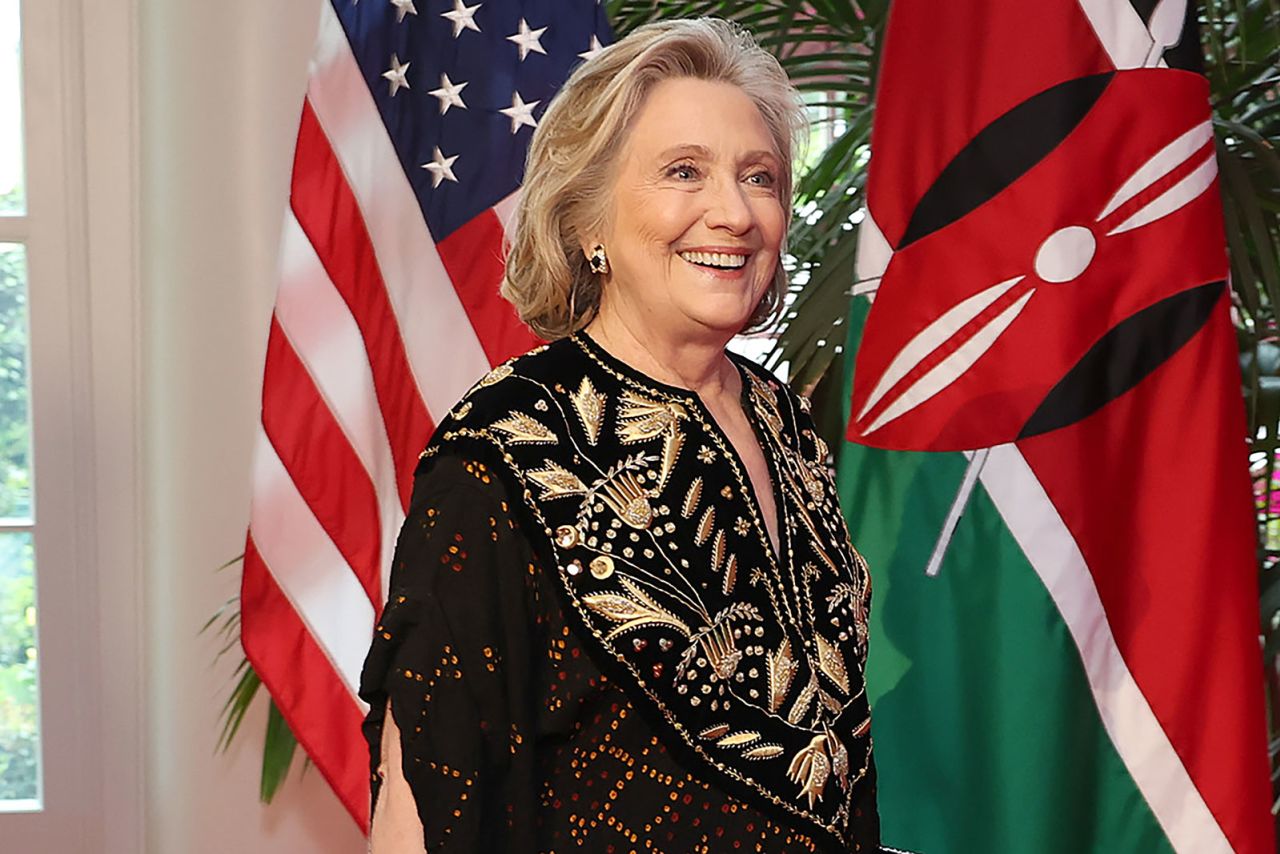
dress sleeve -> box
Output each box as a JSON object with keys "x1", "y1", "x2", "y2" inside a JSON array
[{"x1": 360, "y1": 454, "x2": 542, "y2": 852}]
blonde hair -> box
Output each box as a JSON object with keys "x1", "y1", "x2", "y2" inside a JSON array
[{"x1": 501, "y1": 17, "x2": 807, "y2": 340}]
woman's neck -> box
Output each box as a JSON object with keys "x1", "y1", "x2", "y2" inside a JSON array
[{"x1": 584, "y1": 305, "x2": 738, "y2": 399}]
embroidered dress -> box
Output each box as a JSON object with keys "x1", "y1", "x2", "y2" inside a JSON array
[{"x1": 360, "y1": 333, "x2": 880, "y2": 852}]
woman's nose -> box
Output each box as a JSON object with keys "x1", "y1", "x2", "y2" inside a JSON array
[{"x1": 703, "y1": 177, "x2": 753, "y2": 234}]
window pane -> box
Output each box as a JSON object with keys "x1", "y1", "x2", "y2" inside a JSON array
[
  {"x1": 0, "y1": 531, "x2": 37, "y2": 806},
  {"x1": 0, "y1": 0, "x2": 22, "y2": 215},
  {"x1": 0, "y1": 243, "x2": 28, "y2": 521}
]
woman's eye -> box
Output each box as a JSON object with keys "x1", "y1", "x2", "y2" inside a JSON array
[
  {"x1": 668, "y1": 163, "x2": 699, "y2": 180},
  {"x1": 746, "y1": 171, "x2": 776, "y2": 187}
]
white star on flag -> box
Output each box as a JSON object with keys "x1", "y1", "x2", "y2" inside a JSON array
[
  {"x1": 421, "y1": 146, "x2": 459, "y2": 187},
  {"x1": 507, "y1": 17, "x2": 548, "y2": 61},
  {"x1": 381, "y1": 53, "x2": 411, "y2": 96},
  {"x1": 498, "y1": 91, "x2": 540, "y2": 133},
  {"x1": 390, "y1": 0, "x2": 417, "y2": 23},
  {"x1": 428, "y1": 73, "x2": 468, "y2": 114},
  {"x1": 441, "y1": 0, "x2": 481, "y2": 38},
  {"x1": 578, "y1": 33, "x2": 603, "y2": 61}
]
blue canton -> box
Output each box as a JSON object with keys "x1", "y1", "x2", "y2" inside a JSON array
[{"x1": 333, "y1": 0, "x2": 613, "y2": 241}]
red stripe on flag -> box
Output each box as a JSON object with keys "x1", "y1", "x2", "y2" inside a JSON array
[
  {"x1": 1018, "y1": 301, "x2": 1273, "y2": 853},
  {"x1": 241, "y1": 536, "x2": 371, "y2": 832},
  {"x1": 291, "y1": 98, "x2": 434, "y2": 506},
  {"x1": 437, "y1": 208, "x2": 540, "y2": 364},
  {"x1": 261, "y1": 314, "x2": 382, "y2": 607}
]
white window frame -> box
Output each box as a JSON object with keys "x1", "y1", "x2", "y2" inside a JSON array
[{"x1": 1, "y1": 0, "x2": 143, "y2": 850}]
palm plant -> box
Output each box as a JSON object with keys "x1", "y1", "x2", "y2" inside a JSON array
[{"x1": 214, "y1": 0, "x2": 1280, "y2": 828}]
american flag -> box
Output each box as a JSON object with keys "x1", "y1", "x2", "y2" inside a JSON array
[{"x1": 241, "y1": 0, "x2": 612, "y2": 829}]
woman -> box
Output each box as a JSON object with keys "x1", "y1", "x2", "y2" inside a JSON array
[{"x1": 361, "y1": 18, "x2": 879, "y2": 853}]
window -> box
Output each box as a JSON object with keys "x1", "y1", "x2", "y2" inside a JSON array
[
  {"x1": 0, "y1": 0, "x2": 141, "y2": 848},
  {"x1": 0, "y1": 0, "x2": 38, "y2": 811}
]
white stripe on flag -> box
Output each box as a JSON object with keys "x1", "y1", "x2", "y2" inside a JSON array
[
  {"x1": 308, "y1": 1, "x2": 491, "y2": 418},
  {"x1": 276, "y1": 211, "x2": 406, "y2": 599},
  {"x1": 494, "y1": 190, "x2": 522, "y2": 240},
  {"x1": 980, "y1": 443, "x2": 1230, "y2": 854},
  {"x1": 250, "y1": 425, "x2": 376, "y2": 706},
  {"x1": 1076, "y1": 0, "x2": 1168, "y2": 69}
]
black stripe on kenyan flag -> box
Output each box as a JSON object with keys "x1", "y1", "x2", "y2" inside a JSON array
[{"x1": 1019, "y1": 280, "x2": 1224, "y2": 439}]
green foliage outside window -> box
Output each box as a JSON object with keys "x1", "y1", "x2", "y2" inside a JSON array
[{"x1": 0, "y1": 212, "x2": 36, "y2": 802}]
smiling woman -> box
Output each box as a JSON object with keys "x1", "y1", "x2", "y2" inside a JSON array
[{"x1": 360, "y1": 18, "x2": 882, "y2": 853}]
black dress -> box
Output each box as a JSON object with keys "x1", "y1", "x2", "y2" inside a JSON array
[{"x1": 360, "y1": 333, "x2": 880, "y2": 853}]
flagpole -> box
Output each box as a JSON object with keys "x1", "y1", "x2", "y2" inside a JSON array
[{"x1": 925, "y1": 447, "x2": 989, "y2": 577}]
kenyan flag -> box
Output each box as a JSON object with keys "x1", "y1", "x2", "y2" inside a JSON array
[{"x1": 840, "y1": 1, "x2": 1272, "y2": 851}]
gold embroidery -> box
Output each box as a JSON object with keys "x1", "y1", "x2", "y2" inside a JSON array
[
  {"x1": 554, "y1": 525, "x2": 581, "y2": 549},
  {"x1": 711, "y1": 529, "x2": 726, "y2": 572},
  {"x1": 699, "y1": 620, "x2": 742, "y2": 681},
  {"x1": 478, "y1": 363, "x2": 513, "y2": 387},
  {"x1": 657, "y1": 430, "x2": 684, "y2": 491},
  {"x1": 681, "y1": 477, "x2": 703, "y2": 519},
  {"x1": 441, "y1": 340, "x2": 875, "y2": 841},
  {"x1": 797, "y1": 456, "x2": 826, "y2": 502},
  {"x1": 788, "y1": 734, "x2": 832, "y2": 809},
  {"x1": 767, "y1": 640, "x2": 798, "y2": 714},
  {"x1": 599, "y1": 470, "x2": 654, "y2": 529},
  {"x1": 617, "y1": 390, "x2": 686, "y2": 443},
  {"x1": 816, "y1": 634, "x2": 850, "y2": 694},
  {"x1": 787, "y1": 672, "x2": 818, "y2": 725},
  {"x1": 744, "y1": 744, "x2": 786, "y2": 760},
  {"x1": 827, "y1": 725, "x2": 851, "y2": 792},
  {"x1": 589, "y1": 555, "x2": 615, "y2": 580},
  {"x1": 491, "y1": 412, "x2": 558, "y2": 445},
  {"x1": 722, "y1": 553, "x2": 738, "y2": 594},
  {"x1": 695, "y1": 507, "x2": 715, "y2": 546},
  {"x1": 528, "y1": 462, "x2": 587, "y2": 499},
  {"x1": 716, "y1": 730, "x2": 761, "y2": 747},
  {"x1": 747, "y1": 372, "x2": 785, "y2": 439},
  {"x1": 581, "y1": 575, "x2": 691, "y2": 640},
  {"x1": 818, "y1": 688, "x2": 843, "y2": 715},
  {"x1": 568, "y1": 376, "x2": 606, "y2": 445}
]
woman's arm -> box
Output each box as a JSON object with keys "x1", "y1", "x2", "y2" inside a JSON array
[
  {"x1": 360, "y1": 454, "x2": 541, "y2": 852},
  {"x1": 369, "y1": 701, "x2": 426, "y2": 853}
]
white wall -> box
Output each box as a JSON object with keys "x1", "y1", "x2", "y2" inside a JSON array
[{"x1": 139, "y1": 0, "x2": 367, "y2": 851}]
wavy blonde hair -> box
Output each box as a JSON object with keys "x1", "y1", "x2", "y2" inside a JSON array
[{"x1": 501, "y1": 17, "x2": 807, "y2": 340}]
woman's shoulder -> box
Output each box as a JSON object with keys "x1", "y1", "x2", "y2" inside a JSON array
[
  {"x1": 435, "y1": 337, "x2": 583, "y2": 426},
  {"x1": 727, "y1": 347, "x2": 817, "y2": 422}
]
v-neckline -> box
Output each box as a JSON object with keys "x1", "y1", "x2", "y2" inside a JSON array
[{"x1": 572, "y1": 331, "x2": 788, "y2": 569}]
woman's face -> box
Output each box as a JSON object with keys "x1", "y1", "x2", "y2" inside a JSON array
[{"x1": 595, "y1": 77, "x2": 787, "y2": 342}]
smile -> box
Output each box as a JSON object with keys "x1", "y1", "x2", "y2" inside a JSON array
[{"x1": 678, "y1": 250, "x2": 749, "y2": 270}]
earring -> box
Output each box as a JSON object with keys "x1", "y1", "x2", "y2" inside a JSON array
[{"x1": 588, "y1": 244, "x2": 609, "y2": 275}]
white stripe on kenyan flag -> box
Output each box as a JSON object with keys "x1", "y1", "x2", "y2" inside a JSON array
[{"x1": 980, "y1": 444, "x2": 1231, "y2": 853}]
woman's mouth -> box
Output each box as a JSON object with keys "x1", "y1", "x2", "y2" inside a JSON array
[{"x1": 677, "y1": 250, "x2": 751, "y2": 275}]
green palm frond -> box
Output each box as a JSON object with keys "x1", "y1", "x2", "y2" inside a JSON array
[{"x1": 201, "y1": 558, "x2": 308, "y2": 804}]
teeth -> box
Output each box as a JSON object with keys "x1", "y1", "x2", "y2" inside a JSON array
[{"x1": 679, "y1": 251, "x2": 748, "y2": 269}]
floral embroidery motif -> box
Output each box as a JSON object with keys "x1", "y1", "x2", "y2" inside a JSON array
[
  {"x1": 527, "y1": 461, "x2": 586, "y2": 499},
  {"x1": 568, "y1": 376, "x2": 606, "y2": 445},
  {"x1": 582, "y1": 575, "x2": 690, "y2": 641},
  {"x1": 491, "y1": 412, "x2": 558, "y2": 445}
]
